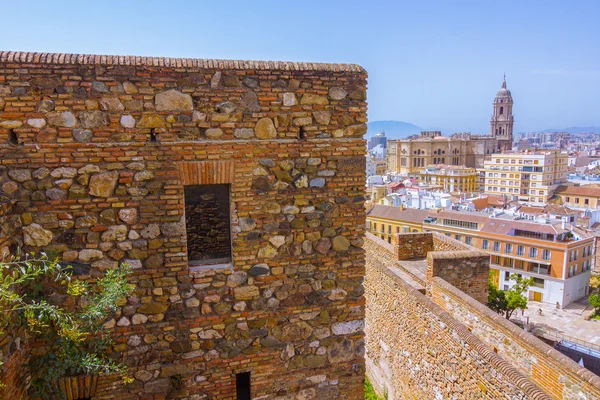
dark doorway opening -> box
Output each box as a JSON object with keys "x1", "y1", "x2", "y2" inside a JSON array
[{"x1": 236, "y1": 371, "x2": 251, "y2": 400}]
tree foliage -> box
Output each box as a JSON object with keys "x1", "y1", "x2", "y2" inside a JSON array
[
  {"x1": 589, "y1": 294, "x2": 600, "y2": 316},
  {"x1": 487, "y1": 274, "x2": 533, "y2": 320},
  {"x1": 0, "y1": 252, "x2": 134, "y2": 399}
]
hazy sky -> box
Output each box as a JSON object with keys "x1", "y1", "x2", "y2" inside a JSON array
[{"x1": 1, "y1": 0, "x2": 598, "y2": 133}]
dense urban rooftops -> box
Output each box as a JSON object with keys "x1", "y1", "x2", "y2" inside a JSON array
[{"x1": 367, "y1": 204, "x2": 592, "y2": 241}]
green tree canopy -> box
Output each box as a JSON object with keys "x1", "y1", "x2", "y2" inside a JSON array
[{"x1": 487, "y1": 274, "x2": 533, "y2": 320}]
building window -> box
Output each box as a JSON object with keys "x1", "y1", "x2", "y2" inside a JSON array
[
  {"x1": 440, "y1": 219, "x2": 478, "y2": 230},
  {"x1": 575, "y1": 198, "x2": 579, "y2": 204},
  {"x1": 184, "y1": 184, "x2": 232, "y2": 265},
  {"x1": 455, "y1": 235, "x2": 462, "y2": 241},
  {"x1": 493, "y1": 242, "x2": 500, "y2": 252},
  {"x1": 388, "y1": 237, "x2": 391, "y2": 244},
  {"x1": 396, "y1": 226, "x2": 400, "y2": 233},
  {"x1": 505, "y1": 243, "x2": 513, "y2": 254},
  {"x1": 388, "y1": 225, "x2": 391, "y2": 234},
  {"x1": 465, "y1": 236, "x2": 472, "y2": 245},
  {"x1": 373, "y1": 223, "x2": 377, "y2": 232},
  {"x1": 529, "y1": 247, "x2": 538, "y2": 258},
  {"x1": 585, "y1": 198, "x2": 589, "y2": 205},
  {"x1": 542, "y1": 249, "x2": 551, "y2": 261},
  {"x1": 482, "y1": 239, "x2": 489, "y2": 250}
]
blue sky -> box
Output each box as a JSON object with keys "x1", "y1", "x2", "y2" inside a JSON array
[{"x1": 1, "y1": 0, "x2": 598, "y2": 133}]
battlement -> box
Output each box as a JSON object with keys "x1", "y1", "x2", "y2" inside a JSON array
[
  {"x1": 364, "y1": 231, "x2": 600, "y2": 399},
  {"x1": 0, "y1": 51, "x2": 367, "y2": 146}
]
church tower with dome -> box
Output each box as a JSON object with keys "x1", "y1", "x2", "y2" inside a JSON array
[
  {"x1": 490, "y1": 75, "x2": 514, "y2": 151},
  {"x1": 389, "y1": 75, "x2": 517, "y2": 179}
]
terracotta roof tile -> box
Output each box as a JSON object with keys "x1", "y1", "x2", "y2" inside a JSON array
[
  {"x1": 555, "y1": 184, "x2": 600, "y2": 197},
  {"x1": 0, "y1": 50, "x2": 365, "y2": 73},
  {"x1": 366, "y1": 205, "x2": 430, "y2": 224}
]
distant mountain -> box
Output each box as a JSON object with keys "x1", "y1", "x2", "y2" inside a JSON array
[
  {"x1": 541, "y1": 126, "x2": 600, "y2": 134},
  {"x1": 367, "y1": 120, "x2": 423, "y2": 139}
]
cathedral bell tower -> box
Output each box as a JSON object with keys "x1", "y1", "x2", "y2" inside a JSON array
[{"x1": 491, "y1": 75, "x2": 514, "y2": 151}]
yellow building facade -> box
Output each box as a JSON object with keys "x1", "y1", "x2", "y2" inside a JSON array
[{"x1": 483, "y1": 149, "x2": 568, "y2": 204}]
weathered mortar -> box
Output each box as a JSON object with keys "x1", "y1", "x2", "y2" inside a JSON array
[{"x1": 0, "y1": 51, "x2": 367, "y2": 399}]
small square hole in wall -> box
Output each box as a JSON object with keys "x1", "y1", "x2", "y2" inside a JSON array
[
  {"x1": 299, "y1": 126, "x2": 307, "y2": 140},
  {"x1": 148, "y1": 128, "x2": 158, "y2": 142},
  {"x1": 7, "y1": 129, "x2": 19, "y2": 145},
  {"x1": 184, "y1": 184, "x2": 232, "y2": 265}
]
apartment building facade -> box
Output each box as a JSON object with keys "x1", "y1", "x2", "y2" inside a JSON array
[
  {"x1": 483, "y1": 149, "x2": 568, "y2": 204},
  {"x1": 366, "y1": 205, "x2": 593, "y2": 307}
]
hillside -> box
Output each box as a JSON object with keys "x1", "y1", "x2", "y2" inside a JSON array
[{"x1": 367, "y1": 120, "x2": 423, "y2": 139}]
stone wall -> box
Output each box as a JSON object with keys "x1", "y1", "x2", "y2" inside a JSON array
[
  {"x1": 0, "y1": 51, "x2": 367, "y2": 399},
  {"x1": 364, "y1": 233, "x2": 548, "y2": 399},
  {"x1": 392, "y1": 232, "x2": 433, "y2": 260},
  {"x1": 394, "y1": 231, "x2": 490, "y2": 303},
  {"x1": 429, "y1": 233, "x2": 490, "y2": 304},
  {"x1": 431, "y1": 231, "x2": 470, "y2": 252},
  {"x1": 0, "y1": 195, "x2": 16, "y2": 255},
  {"x1": 431, "y1": 278, "x2": 600, "y2": 400}
]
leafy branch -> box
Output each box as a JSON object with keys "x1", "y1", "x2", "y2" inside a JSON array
[{"x1": 0, "y1": 252, "x2": 134, "y2": 399}]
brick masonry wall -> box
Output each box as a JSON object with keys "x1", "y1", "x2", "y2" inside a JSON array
[
  {"x1": 392, "y1": 232, "x2": 433, "y2": 260},
  {"x1": 431, "y1": 277, "x2": 600, "y2": 400},
  {"x1": 364, "y1": 233, "x2": 548, "y2": 399},
  {"x1": 427, "y1": 233, "x2": 490, "y2": 303},
  {"x1": 0, "y1": 51, "x2": 367, "y2": 399},
  {"x1": 431, "y1": 231, "x2": 471, "y2": 253}
]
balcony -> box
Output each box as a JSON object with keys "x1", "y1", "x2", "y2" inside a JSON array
[{"x1": 528, "y1": 263, "x2": 551, "y2": 276}]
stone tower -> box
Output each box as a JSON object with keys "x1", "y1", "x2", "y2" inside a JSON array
[{"x1": 490, "y1": 75, "x2": 514, "y2": 151}]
